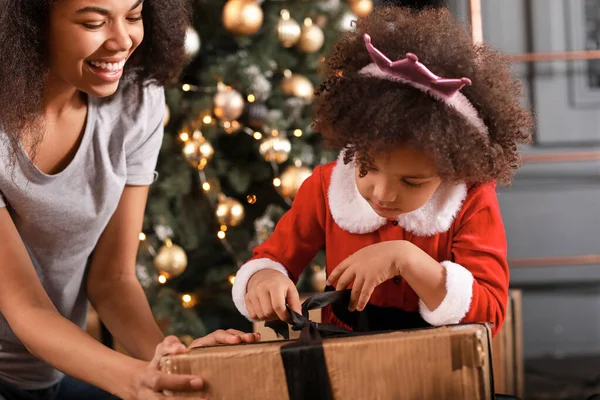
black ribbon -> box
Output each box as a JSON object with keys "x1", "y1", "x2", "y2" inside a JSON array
[{"x1": 265, "y1": 290, "x2": 351, "y2": 400}]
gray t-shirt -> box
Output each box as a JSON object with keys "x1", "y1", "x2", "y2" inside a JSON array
[{"x1": 0, "y1": 83, "x2": 165, "y2": 389}]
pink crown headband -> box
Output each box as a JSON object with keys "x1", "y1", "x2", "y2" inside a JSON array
[{"x1": 359, "y1": 34, "x2": 488, "y2": 135}]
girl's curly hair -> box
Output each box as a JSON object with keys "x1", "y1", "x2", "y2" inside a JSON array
[
  {"x1": 0, "y1": 0, "x2": 190, "y2": 167},
  {"x1": 313, "y1": 6, "x2": 534, "y2": 186}
]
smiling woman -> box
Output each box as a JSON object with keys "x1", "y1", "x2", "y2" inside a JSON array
[{"x1": 0, "y1": 1, "x2": 260, "y2": 399}]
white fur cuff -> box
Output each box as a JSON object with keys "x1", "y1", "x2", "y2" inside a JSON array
[
  {"x1": 231, "y1": 258, "x2": 290, "y2": 320},
  {"x1": 419, "y1": 261, "x2": 474, "y2": 326}
]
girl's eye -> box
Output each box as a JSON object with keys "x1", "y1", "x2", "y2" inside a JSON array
[
  {"x1": 83, "y1": 22, "x2": 105, "y2": 30},
  {"x1": 127, "y1": 15, "x2": 143, "y2": 22},
  {"x1": 403, "y1": 180, "x2": 425, "y2": 188}
]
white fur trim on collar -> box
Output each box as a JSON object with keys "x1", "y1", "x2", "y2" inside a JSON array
[
  {"x1": 328, "y1": 154, "x2": 387, "y2": 234},
  {"x1": 327, "y1": 153, "x2": 467, "y2": 236}
]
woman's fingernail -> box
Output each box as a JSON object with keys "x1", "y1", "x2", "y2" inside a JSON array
[{"x1": 191, "y1": 378, "x2": 204, "y2": 387}]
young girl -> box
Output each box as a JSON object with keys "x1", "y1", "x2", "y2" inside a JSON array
[
  {"x1": 0, "y1": 1, "x2": 258, "y2": 399},
  {"x1": 232, "y1": 6, "x2": 533, "y2": 337}
]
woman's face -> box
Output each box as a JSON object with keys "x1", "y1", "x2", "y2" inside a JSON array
[{"x1": 47, "y1": 0, "x2": 145, "y2": 98}]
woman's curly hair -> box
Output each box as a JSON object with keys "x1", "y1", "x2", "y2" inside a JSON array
[
  {"x1": 0, "y1": 0, "x2": 190, "y2": 166},
  {"x1": 313, "y1": 6, "x2": 534, "y2": 186}
]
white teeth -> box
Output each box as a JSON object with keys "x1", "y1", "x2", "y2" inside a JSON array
[{"x1": 89, "y1": 60, "x2": 126, "y2": 72}]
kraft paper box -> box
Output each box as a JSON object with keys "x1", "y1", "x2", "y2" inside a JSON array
[
  {"x1": 254, "y1": 289, "x2": 524, "y2": 398},
  {"x1": 161, "y1": 323, "x2": 495, "y2": 400},
  {"x1": 491, "y1": 289, "x2": 524, "y2": 398}
]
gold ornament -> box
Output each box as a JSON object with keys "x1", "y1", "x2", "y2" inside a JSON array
[
  {"x1": 278, "y1": 165, "x2": 312, "y2": 199},
  {"x1": 259, "y1": 136, "x2": 291, "y2": 164},
  {"x1": 154, "y1": 239, "x2": 188, "y2": 278},
  {"x1": 311, "y1": 265, "x2": 327, "y2": 292},
  {"x1": 182, "y1": 131, "x2": 214, "y2": 170},
  {"x1": 213, "y1": 86, "x2": 245, "y2": 121},
  {"x1": 222, "y1": 120, "x2": 242, "y2": 135},
  {"x1": 349, "y1": 0, "x2": 373, "y2": 18},
  {"x1": 223, "y1": 0, "x2": 264, "y2": 36},
  {"x1": 180, "y1": 335, "x2": 194, "y2": 346},
  {"x1": 281, "y1": 74, "x2": 314, "y2": 100},
  {"x1": 164, "y1": 104, "x2": 170, "y2": 126},
  {"x1": 297, "y1": 18, "x2": 324, "y2": 53},
  {"x1": 215, "y1": 195, "x2": 245, "y2": 227},
  {"x1": 277, "y1": 10, "x2": 301, "y2": 48}
]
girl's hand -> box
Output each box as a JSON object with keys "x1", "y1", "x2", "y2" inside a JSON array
[
  {"x1": 245, "y1": 269, "x2": 302, "y2": 322},
  {"x1": 327, "y1": 241, "x2": 414, "y2": 312},
  {"x1": 188, "y1": 329, "x2": 261, "y2": 349}
]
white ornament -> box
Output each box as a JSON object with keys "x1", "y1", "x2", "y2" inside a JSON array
[
  {"x1": 185, "y1": 27, "x2": 201, "y2": 58},
  {"x1": 339, "y1": 11, "x2": 358, "y2": 32},
  {"x1": 154, "y1": 225, "x2": 174, "y2": 241}
]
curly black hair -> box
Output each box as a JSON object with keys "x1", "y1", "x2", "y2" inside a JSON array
[
  {"x1": 0, "y1": 0, "x2": 190, "y2": 167},
  {"x1": 313, "y1": 6, "x2": 533, "y2": 185}
]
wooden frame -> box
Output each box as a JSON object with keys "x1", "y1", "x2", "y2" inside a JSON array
[
  {"x1": 522, "y1": 151, "x2": 600, "y2": 163},
  {"x1": 468, "y1": 0, "x2": 600, "y2": 62},
  {"x1": 509, "y1": 254, "x2": 600, "y2": 268},
  {"x1": 468, "y1": 0, "x2": 600, "y2": 152}
]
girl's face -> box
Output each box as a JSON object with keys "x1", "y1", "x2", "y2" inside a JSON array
[
  {"x1": 355, "y1": 147, "x2": 442, "y2": 219},
  {"x1": 47, "y1": 0, "x2": 145, "y2": 98}
]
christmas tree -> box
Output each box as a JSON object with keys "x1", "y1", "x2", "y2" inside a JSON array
[{"x1": 135, "y1": 0, "x2": 375, "y2": 340}]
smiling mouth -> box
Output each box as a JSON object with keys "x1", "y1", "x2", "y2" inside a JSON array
[{"x1": 86, "y1": 60, "x2": 126, "y2": 73}]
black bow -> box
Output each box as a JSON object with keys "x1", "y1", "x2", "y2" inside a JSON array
[{"x1": 265, "y1": 289, "x2": 353, "y2": 341}]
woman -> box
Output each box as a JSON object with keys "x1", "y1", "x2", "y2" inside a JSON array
[{"x1": 0, "y1": 1, "x2": 258, "y2": 399}]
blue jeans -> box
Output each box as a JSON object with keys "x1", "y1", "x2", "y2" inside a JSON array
[{"x1": 0, "y1": 375, "x2": 119, "y2": 400}]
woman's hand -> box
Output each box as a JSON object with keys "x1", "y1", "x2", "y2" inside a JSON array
[
  {"x1": 129, "y1": 336, "x2": 204, "y2": 399},
  {"x1": 129, "y1": 330, "x2": 260, "y2": 399},
  {"x1": 188, "y1": 329, "x2": 261, "y2": 348}
]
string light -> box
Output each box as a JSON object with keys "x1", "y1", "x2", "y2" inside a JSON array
[
  {"x1": 139, "y1": 232, "x2": 146, "y2": 241},
  {"x1": 181, "y1": 294, "x2": 197, "y2": 308},
  {"x1": 273, "y1": 178, "x2": 282, "y2": 187},
  {"x1": 293, "y1": 129, "x2": 303, "y2": 137},
  {"x1": 203, "y1": 115, "x2": 213, "y2": 124},
  {"x1": 182, "y1": 84, "x2": 192, "y2": 92},
  {"x1": 247, "y1": 194, "x2": 257, "y2": 204},
  {"x1": 253, "y1": 131, "x2": 263, "y2": 140},
  {"x1": 158, "y1": 274, "x2": 168, "y2": 284},
  {"x1": 271, "y1": 129, "x2": 279, "y2": 137},
  {"x1": 229, "y1": 275, "x2": 236, "y2": 285},
  {"x1": 180, "y1": 132, "x2": 189, "y2": 141},
  {"x1": 220, "y1": 225, "x2": 228, "y2": 232},
  {"x1": 217, "y1": 231, "x2": 226, "y2": 239},
  {"x1": 202, "y1": 182, "x2": 211, "y2": 191},
  {"x1": 231, "y1": 204, "x2": 244, "y2": 218},
  {"x1": 247, "y1": 94, "x2": 256, "y2": 103}
]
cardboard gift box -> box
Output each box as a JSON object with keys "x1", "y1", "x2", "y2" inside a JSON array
[
  {"x1": 491, "y1": 290, "x2": 524, "y2": 398},
  {"x1": 161, "y1": 291, "x2": 503, "y2": 400},
  {"x1": 254, "y1": 289, "x2": 524, "y2": 398}
]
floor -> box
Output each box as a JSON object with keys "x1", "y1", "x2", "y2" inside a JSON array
[{"x1": 525, "y1": 356, "x2": 600, "y2": 400}]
